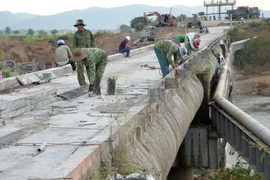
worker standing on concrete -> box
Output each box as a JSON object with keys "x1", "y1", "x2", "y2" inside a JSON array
[
  {"x1": 186, "y1": 32, "x2": 200, "y2": 52},
  {"x1": 119, "y1": 36, "x2": 132, "y2": 58},
  {"x1": 154, "y1": 40, "x2": 183, "y2": 78},
  {"x1": 72, "y1": 19, "x2": 96, "y2": 86},
  {"x1": 72, "y1": 48, "x2": 108, "y2": 96},
  {"x1": 54, "y1": 39, "x2": 76, "y2": 71}
]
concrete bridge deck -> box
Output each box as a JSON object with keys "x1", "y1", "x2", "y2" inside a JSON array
[{"x1": 0, "y1": 27, "x2": 228, "y2": 180}]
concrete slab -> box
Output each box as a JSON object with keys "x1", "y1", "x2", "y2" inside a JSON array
[
  {"x1": 34, "y1": 70, "x2": 57, "y2": 80},
  {"x1": 0, "y1": 77, "x2": 21, "y2": 90},
  {"x1": 15, "y1": 73, "x2": 41, "y2": 86}
]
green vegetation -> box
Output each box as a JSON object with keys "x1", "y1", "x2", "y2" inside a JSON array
[
  {"x1": 130, "y1": 16, "x2": 148, "y2": 32},
  {"x1": 0, "y1": 50, "x2": 3, "y2": 60},
  {"x1": 228, "y1": 22, "x2": 270, "y2": 74},
  {"x1": 119, "y1": 24, "x2": 133, "y2": 33},
  {"x1": 0, "y1": 65, "x2": 12, "y2": 78},
  {"x1": 93, "y1": 144, "x2": 139, "y2": 180},
  {"x1": 208, "y1": 160, "x2": 262, "y2": 180},
  {"x1": 93, "y1": 30, "x2": 117, "y2": 39},
  {"x1": 23, "y1": 37, "x2": 46, "y2": 43}
]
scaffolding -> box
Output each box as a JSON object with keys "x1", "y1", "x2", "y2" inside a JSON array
[{"x1": 204, "y1": 0, "x2": 236, "y2": 20}]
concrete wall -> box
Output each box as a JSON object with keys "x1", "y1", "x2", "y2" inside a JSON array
[{"x1": 94, "y1": 73, "x2": 204, "y2": 180}]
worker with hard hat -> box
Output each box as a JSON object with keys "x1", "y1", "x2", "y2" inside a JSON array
[
  {"x1": 72, "y1": 48, "x2": 108, "y2": 96},
  {"x1": 54, "y1": 39, "x2": 76, "y2": 71},
  {"x1": 119, "y1": 36, "x2": 132, "y2": 58},
  {"x1": 154, "y1": 40, "x2": 187, "y2": 78}
]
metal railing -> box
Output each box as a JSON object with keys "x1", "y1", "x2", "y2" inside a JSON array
[{"x1": 211, "y1": 39, "x2": 270, "y2": 179}]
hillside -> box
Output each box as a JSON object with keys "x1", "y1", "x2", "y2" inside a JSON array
[
  {"x1": 0, "y1": 4, "x2": 205, "y2": 30},
  {"x1": 0, "y1": 4, "x2": 269, "y2": 30}
]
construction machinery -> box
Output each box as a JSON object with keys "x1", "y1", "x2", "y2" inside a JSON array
[
  {"x1": 186, "y1": 14, "x2": 202, "y2": 28},
  {"x1": 143, "y1": 12, "x2": 178, "y2": 27},
  {"x1": 132, "y1": 25, "x2": 157, "y2": 45},
  {"x1": 227, "y1": 6, "x2": 253, "y2": 20},
  {"x1": 250, "y1": 7, "x2": 260, "y2": 18}
]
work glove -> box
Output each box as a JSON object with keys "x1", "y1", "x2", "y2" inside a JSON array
[{"x1": 89, "y1": 84, "x2": 94, "y2": 92}]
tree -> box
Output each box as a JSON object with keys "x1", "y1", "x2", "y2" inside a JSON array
[
  {"x1": 178, "y1": 14, "x2": 187, "y2": 22},
  {"x1": 5, "y1": 27, "x2": 12, "y2": 34},
  {"x1": 13, "y1": 30, "x2": 20, "y2": 35},
  {"x1": 119, "y1": 24, "x2": 133, "y2": 33},
  {"x1": 0, "y1": 30, "x2": 4, "y2": 34},
  {"x1": 130, "y1": 16, "x2": 147, "y2": 32},
  {"x1": 27, "y1": 29, "x2": 35, "y2": 36},
  {"x1": 37, "y1": 30, "x2": 48, "y2": 37},
  {"x1": 51, "y1": 29, "x2": 58, "y2": 35}
]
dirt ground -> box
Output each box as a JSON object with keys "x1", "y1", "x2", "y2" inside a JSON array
[
  {"x1": 231, "y1": 64, "x2": 270, "y2": 96},
  {"x1": 0, "y1": 27, "x2": 188, "y2": 63}
]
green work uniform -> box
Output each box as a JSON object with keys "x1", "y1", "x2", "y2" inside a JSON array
[
  {"x1": 173, "y1": 34, "x2": 190, "y2": 54},
  {"x1": 72, "y1": 29, "x2": 96, "y2": 86},
  {"x1": 84, "y1": 48, "x2": 108, "y2": 84},
  {"x1": 155, "y1": 40, "x2": 180, "y2": 66}
]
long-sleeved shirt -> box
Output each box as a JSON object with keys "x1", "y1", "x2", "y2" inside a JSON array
[
  {"x1": 119, "y1": 39, "x2": 128, "y2": 51},
  {"x1": 193, "y1": 39, "x2": 200, "y2": 48},
  {"x1": 85, "y1": 48, "x2": 108, "y2": 84},
  {"x1": 54, "y1": 45, "x2": 72, "y2": 65},
  {"x1": 155, "y1": 40, "x2": 180, "y2": 66},
  {"x1": 72, "y1": 29, "x2": 96, "y2": 50},
  {"x1": 173, "y1": 34, "x2": 189, "y2": 49}
]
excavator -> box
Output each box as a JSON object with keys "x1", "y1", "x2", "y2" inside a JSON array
[
  {"x1": 132, "y1": 11, "x2": 178, "y2": 45},
  {"x1": 143, "y1": 11, "x2": 178, "y2": 27}
]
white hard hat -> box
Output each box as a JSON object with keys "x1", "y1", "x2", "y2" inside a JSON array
[{"x1": 125, "y1": 36, "x2": 130, "y2": 41}]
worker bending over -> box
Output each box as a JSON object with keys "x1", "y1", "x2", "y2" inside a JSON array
[
  {"x1": 154, "y1": 40, "x2": 187, "y2": 78},
  {"x1": 72, "y1": 48, "x2": 108, "y2": 96}
]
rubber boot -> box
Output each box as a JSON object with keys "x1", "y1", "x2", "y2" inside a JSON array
[{"x1": 93, "y1": 78, "x2": 101, "y2": 95}]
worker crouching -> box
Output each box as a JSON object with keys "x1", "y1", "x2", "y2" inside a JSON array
[{"x1": 72, "y1": 48, "x2": 108, "y2": 96}]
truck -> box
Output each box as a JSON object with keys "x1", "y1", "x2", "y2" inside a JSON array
[
  {"x1": 227, "y1": 6, "x2": 252, "y2": 20},
  {"x1": 250, "y1": 7, "x2": 260, "y2": 18}
]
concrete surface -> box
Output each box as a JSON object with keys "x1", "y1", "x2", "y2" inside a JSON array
[{"x1": 0, "y1": 26, "x2": 229, "y2": 180}]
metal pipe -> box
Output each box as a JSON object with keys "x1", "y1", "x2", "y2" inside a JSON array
[
  {"x1": 37, "y1": 142, "x2": 47, "y2": 152},
  {"x1": 213, "y1": 39, "x2": 270, "y2": 146}
]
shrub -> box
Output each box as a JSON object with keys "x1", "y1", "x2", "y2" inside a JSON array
[
  {"x1": 94, "y1": 30, "x2": 116, "y2": 39},
  {"x1": 56, "y1": 33, "x2": 73, "y2": 41},
  {"x1": 23, "y1": 37, "x2": 45, "y2": 43},
  {"x1": 0, "y1": 50, "x2": 3, "y2": 59}
]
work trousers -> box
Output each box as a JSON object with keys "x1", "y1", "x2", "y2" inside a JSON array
[
  {"x1": 119, "y1": 47, "x2": 130, "y2": 57},
  {"x1": 154, "y1": 46, "x2": 169, "y2": 78},
  {"x1": 77, "y1": 59, "x2": 91, "y2": 86}
]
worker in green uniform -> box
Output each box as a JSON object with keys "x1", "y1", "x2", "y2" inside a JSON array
[
  {"x1": 154, "y1": 40, "x2": 186, "y2": 78},
  {"x1": 72, "y1": 48, "x2": 108, "y2": 95},
  {"x1": 72, "y1": 19, "x2": 96, "y2": 86},
  {"x1": 172, "y1": 34, "x2": 190, "y2": 54}
]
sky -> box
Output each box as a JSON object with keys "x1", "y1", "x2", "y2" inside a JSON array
[{"x1": 1, "y1": 0, "x2": 269, "y2": 15}]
